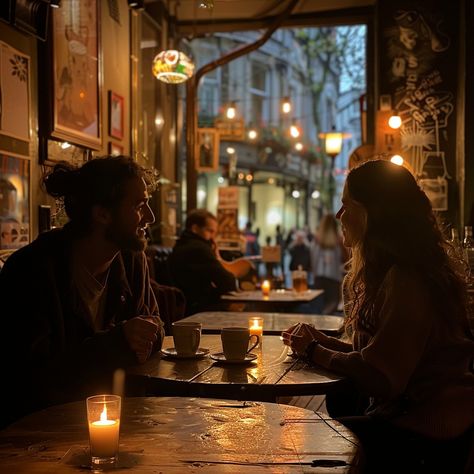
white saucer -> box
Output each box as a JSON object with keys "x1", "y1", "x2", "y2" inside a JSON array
[
  {"x1": 210, "y1": 352, "x2": 258, "y2": 364},
  {"x1": 161, "y1": 347, "x2": 210, "y2": 359}
]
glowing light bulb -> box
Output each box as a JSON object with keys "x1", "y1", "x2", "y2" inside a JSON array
[
  {"x1": 290, "y1": 125, "x2": 300, "y2": 138},
  {"x1": 226, "y1": 103, "x2": 236, "y2": 119},
  {"x1": 388, "y1": 114, "x2": 402, "y2": 129},
  {"x1": 248, "y1": 129, "x2": 257, "y2": 140},
  {"x1": 281, "y1": 98, "x2": 291, "y2": 114},
  {"x1": 295, "y1": 142, "x2": 303, "y2": 151},
  {"x1": 390, "y1": 155, "x2": 404, "y2": 166}
]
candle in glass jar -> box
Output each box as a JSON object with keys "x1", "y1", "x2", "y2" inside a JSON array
[
  {"x1": 88, "y1": 403, "x2": 120, "y2": 458},
  {"x1": 261, "y1": 280, "x2": 271, "y2": 296},
  {"x1": 249, "y1": 317, "x2": 263, "y2": 340}
]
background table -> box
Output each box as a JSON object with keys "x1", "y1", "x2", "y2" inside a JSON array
[
  {"x1": 222, "y1": 289, "x2": 323, "y2": 303},
  {"x1": 182, "y1": 311, "x2": 345, "y2": 336},
  {"x1": 220, "y1": 289, "x2": 324, "y2": 312},
  {"x1": 127, "y1": 335, "x2": 345, "y2": 401},
  {"x1": 0, "y1": 397, "x2": 360, "y2": 473}
]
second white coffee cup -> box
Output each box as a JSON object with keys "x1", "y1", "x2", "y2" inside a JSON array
[
  {"x1": 221, "y1": 327, "x2": 259, "y2": 361},
  {"x1": 172, "y1": 322, "x2": 201, "y2": 356}
]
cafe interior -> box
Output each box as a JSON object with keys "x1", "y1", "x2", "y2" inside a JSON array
[{"x1": 0, "y1": 0, "x2": 473, "y2": 473}]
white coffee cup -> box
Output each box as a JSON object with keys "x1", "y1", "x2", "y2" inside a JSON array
[
  {"x1": 221, "y1": 327, "x2": 260, "y2": 361},
  {"x1": 172, "y1": 322, "x2": 201, "y2": 356}
]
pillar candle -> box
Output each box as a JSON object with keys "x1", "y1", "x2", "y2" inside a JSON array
[
  {"x1": 89, "y1": 405, "x2": 120, "y2": 457},
  {"x1": 261, "y1": 280, "x2": 271, "y2": 297}
]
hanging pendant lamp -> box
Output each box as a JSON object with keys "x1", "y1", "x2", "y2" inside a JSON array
[{"x1": 152, "y1": 50, "x2": 195, "y2": 84}]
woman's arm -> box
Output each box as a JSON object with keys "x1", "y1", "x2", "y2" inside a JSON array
[
  {"x1": 282, "y1": 324, "x2": 352, "y2": 353},
  {"x1": 309, "y1": 267, "x2": 433, "y2": 399}
]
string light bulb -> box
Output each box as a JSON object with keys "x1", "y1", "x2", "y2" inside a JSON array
[
  {"x1": 226, "y1": 102, "x2": 237, "y2": 119},
  {"x1": 248, "y1": 129, "x2": 257, "y2": 140},
  {"x1": 388, "y1": 113, "x2": 402, "y2": 129},
  {"x1": 281, "y1": 97, "x2": 291, "y2": 114},
  {"x1": 290, "y1": 124, "x2": 300, "y2": 138}
]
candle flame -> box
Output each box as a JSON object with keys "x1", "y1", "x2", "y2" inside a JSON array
[
  {"x1": 100, "y1": 404, "x2": 108, "y2": 422},
  {"x1": 251, "y1": 320, "x2": 259, "y2": 329}
]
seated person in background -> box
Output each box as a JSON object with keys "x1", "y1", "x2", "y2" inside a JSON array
[
  {"x1": 0, "y1": 156, "x2": 164, "y2": 428},
  {"x1": 169, "y1": 209, "x2": 253, "y2": 315},
  {"x1": 283, "y1": 160, "x2": 474, "y2": 473}
]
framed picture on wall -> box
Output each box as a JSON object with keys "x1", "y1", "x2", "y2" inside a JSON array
[
  {"x1": 108, "y1": 141, "x2": 124, "y2": 156},
  {"x1": 50, "y1": 0, "x2": 102, "y2": 149},
  {"x1": 196, "y1": 128, "x2": 219, "y2": 172},
  {"x1": 0, "y1": 152, "x2": 30, "y2": 250},
  {"x1": 108, "y1": 91, "x2": 124, "y2": 140},
  {"x1": 0, "y1": 41, "x2": 30, "y2": 143}
]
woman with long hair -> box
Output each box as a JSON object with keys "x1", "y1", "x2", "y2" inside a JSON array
[{"x1": 283, "y1": 160, "x2": 474, "y2": 472}]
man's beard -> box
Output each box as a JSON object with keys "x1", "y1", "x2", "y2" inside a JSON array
[{"x1": 105, "y1": 223, "x2": 148, "y2": 252}]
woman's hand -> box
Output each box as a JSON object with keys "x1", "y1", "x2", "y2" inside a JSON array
[{"x1": 281, "y1": 323, "x2": 319, "y2": 358}]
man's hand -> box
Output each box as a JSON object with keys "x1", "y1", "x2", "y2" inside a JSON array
[{"x1": 123, "y1": 316, "x2": 160, "y2": 363}]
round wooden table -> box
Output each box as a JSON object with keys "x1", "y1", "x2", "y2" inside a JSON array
[
  {"x1": 127, "y1": 335, "x2": 346, "y2": 402},
  {"x1": 0, "y1": 397, "x2": 360, "y2": 473},
  {"x1": 181, "y1": 311, "x2": 345, "y2": 336}
]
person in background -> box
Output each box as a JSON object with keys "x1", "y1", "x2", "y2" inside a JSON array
[
  {"x1": 288, "y1": 230, "x2": 311, "y2": 272},
  {"x1": 0, "y1": 156, "x2": 164, "y2": 428},
  {"x1": 303, "y1": 225, "x2": 314, "y2": 243},
  {"x1": 170, "y1": 209, "x2": 253, "y2": 315},
  {"x1": 310, "y1": 214, "x2": 348, "y2": 314},
  {"x1": 243, "y1": 221, "x2": 260, "y2": 256},
  {"x1": 283, "y1": 160, "x2": 474, "y2": 472},
  {"x1": 275, "y1": 224, "x2": 285, "y2": 273}
]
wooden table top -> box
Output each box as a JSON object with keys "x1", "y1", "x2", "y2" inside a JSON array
[
  {"x1": 0, "y1": 397, "x2": 360, "y2": 473},
  {"x1": 221, "y1": 289, "x2": 324, "y2": 303},
  {"x1": 182, "y1": 311, "x2": 345, "y2": 336},
  {"x1": 127, "y1": 335, "x2": 345, "y2": 401}
]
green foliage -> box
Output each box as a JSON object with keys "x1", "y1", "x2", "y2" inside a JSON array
[{"x1": 257, "y1": 126, "x2": 291, "y2": 154}]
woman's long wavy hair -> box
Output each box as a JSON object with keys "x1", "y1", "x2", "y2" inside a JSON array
[{"x1": 344, "y1": 160, "x2": 468, "y2": 334}]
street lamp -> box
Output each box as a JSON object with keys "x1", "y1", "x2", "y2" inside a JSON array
[{"x1": 319, "y1": 127, "x2": 350, "y2": 210}]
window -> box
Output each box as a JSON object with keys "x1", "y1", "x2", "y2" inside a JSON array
[
  {"x1": 196, "y1": 45, "x2": 220, "y2": 120},
  {"x1": 250, "y1": 62, "x2": 270, "y2": 126}
]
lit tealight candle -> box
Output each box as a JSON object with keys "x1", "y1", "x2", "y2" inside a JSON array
[
  {"x1": 261, "y1": 280, "x2": 271, "y2": 297},
  {"x1": 249, "y1": 317, "x2": 263, "y2": 347}
]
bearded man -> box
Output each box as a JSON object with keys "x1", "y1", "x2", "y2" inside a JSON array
[{"x1": 0, "y1": 156, "x2": 164, "y2": 427}]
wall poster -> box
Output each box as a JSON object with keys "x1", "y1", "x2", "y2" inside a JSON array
[
  {"x1": 0, "y1": 153, "x2": 30, "y2": 250},
  {"x1": 0, "y1": 41, "x2": 30, "y2": 143},
  {"x1": 51, "y1": 0, "x2": 101, "y2": 149}
]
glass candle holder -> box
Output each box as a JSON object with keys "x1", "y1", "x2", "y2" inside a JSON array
[
  {"x1": 261, "y1": 280, "x2": 271, "y2": 297},
  {"x1": 86, "y1": 395, "x2": 121, "y2": 469},
  {"x1": 249, "y1": 317, "x2": 263, "y2": 347}
]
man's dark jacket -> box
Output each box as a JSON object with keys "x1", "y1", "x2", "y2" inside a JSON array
[
  {"x1": 0, "y1": 226, "x2": 164, "y2": 427},
  {"x1": 169, "y1": 230, "x2": 236, "y2": 315}
]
